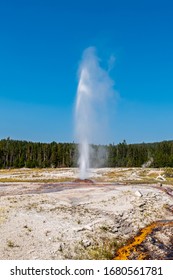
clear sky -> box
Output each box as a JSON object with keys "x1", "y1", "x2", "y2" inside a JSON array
[{"x1": 0, "y1": 0, "x2": 173, "y2": 144}]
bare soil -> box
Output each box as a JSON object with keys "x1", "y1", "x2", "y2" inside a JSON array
[{"x1": 0, "y1": 168, "x2": 173, "y2": 260}]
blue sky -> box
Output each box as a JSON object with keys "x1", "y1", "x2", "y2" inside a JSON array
[{"x1": 0, "y1": 0, "x2": 173, "y2": 144}]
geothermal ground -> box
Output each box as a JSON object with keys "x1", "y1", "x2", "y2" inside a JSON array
[{"x1": 0, "y1": 167, "x2": 173, "y2": 260}]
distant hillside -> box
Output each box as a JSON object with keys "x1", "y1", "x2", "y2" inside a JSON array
[{"x1": 0, "y1": 138, "x2": 173, "y2": 169}]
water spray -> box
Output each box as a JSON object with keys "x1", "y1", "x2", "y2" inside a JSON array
[{"x1": 75, "y1": 47, "x2": 115, "y2": 179}]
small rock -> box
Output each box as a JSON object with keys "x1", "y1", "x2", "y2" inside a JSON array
[
  {"x1": 83, "y1": 225, "x2": 93, "y2": 231},
  {"x1": 111, "y1": 226, "x2": 119, "y2": 233},
  {"x1": 76, "y1": 225, "x2": 92, "y2": 232},
  {"x1": 57, "y1": 243, "x2": 64, "y2": 252},
  {"x1": 114, "y1": 223, "x2": 121, "y2": 228},
  {"x1": 118, "y1": 213, "x2": 123, "y2": 217},
  {"x1": 81, "y1": 239, "x2": 91, "y2": 248},
  {"x1": 138, "y1": 202, "x2": 146, "y2": 207},
  {"x1": 135, "y1": 190, "x2": 143, "y2": 197},
  {"x1": 156, "y1": 175, "x2": 166, "y2": 181}
]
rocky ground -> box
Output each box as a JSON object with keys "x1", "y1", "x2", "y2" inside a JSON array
[{"x1": 0, "y1": 168, "x2": 173, "y2": 260}]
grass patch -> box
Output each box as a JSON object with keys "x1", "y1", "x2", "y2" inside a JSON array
[
  {"x1": 7, "y1": 240, "x2": 19, "y2": 248},
  {"x1": 100, "y1": 225, "x2": 110, "y2": 232},
  {"x1": 0, "y1": 178, "x2": 73, "y2": 183},
  {"x1": 164, "y1": 168, "x2": 173, "y2": 178},
  {"x1": 87, "y1": 238, "x2": 124, "y2": 260}
]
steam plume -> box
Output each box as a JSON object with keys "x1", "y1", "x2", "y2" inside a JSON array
[{"x1": 75, "y1": 47, "x2": 115, "y2": 179}]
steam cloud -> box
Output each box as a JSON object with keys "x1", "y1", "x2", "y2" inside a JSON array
[{"x1": 75, "y1": 47, "x2": 116, "y2": 179}]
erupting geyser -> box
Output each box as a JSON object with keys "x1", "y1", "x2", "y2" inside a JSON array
[{"x1": 75, "y1": 47, "x2": 115, "y2": 179}]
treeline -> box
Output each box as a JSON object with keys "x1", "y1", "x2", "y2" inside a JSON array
[
  {"x1": 0, "y1": 138, "x2": 77, "y2": 168},
  {"x1": 0, "y1": 138, "x2": 173, "y2": 169},
  {"x1": 108, "y1": 140, "x2": 173, "y2": 168}
]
